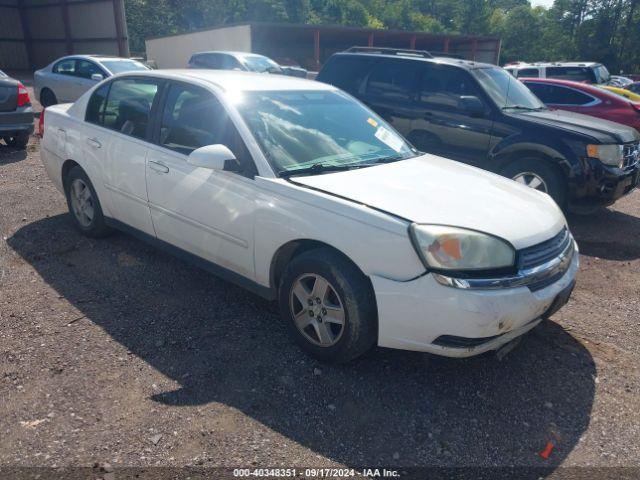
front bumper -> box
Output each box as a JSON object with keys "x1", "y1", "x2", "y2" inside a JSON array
[
  {"x1": 570, "y1": 157, "x2": 639, "y2": 208},
  {"x1": 371, "y1": 240, "x2": 579, "y2": 357}
]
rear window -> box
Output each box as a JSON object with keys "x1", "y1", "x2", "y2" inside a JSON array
[
  {"x1": 317, "y1": 55, "x2": 375, "y2": 94},
  {"x1": 546, "y1": 66, "x2": 596, "y2": 83}
]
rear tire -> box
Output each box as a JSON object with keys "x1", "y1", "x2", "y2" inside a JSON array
[
  {"x1": 501, "y1": 157, "x2": 566, "y2": 207},
  {"x1": 64, "y1": 166, "x2": 112, "y2": 238},
  {"x1": 278, "y1": 248, "x2": 377, "y2": 363},
  {"x1": 40, "y1": 88, "x2": 57, "y2": 108},
  {"x1": 6, "y1": 132, "x2": 30, "y2": 149}
]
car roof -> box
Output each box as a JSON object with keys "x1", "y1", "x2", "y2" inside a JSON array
[
  {"x1": 116, "y1": 69, "x2": 333, "y2": 92},
  {"x1": 191, "y1": 51, "x2": 267, "y2": 58},
  {"x1": 520, "y1": 77, "x2": 626, "y2": 100},
  {"x1": 54, "y1": 54, "x2": 136, "y2": 63},
  {"x1": 508, "y1": 62, "x2": 601, "y2": 68},
  {"x1": 331, "y1": 51, "x2": 495, "y2": 70}
]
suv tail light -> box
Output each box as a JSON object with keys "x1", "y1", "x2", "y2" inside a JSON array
[
  {"x1": 17, "y1": 82, "x2": 31, "y2": 107},
  {"x1": 632, "y1": 103, "x2": 640, "y2": 113},
  {"x1": 38, "y1": 108, "x2": 45, "y2": 138}
]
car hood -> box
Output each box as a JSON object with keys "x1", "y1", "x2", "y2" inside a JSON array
[
  {"x1": 291, "y1": 154, "x2": 566, "y2": 250},
  {"x1": 510, "y1": 108, "x2": 640, "y2": 144}
]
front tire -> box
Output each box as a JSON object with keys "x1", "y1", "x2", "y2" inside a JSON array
[
  {"x1": 501, "y1": 158, "x2": 566, "y2": 207},
  {"x1": 279, "y1": 248, "x2": 377, "y2": 363},
  {"x1": 40, "y1": 88, "x2": 57, "y2": 108},
  {"x1": 64, "y1": 166, "x2": 112, "y2": 238}
]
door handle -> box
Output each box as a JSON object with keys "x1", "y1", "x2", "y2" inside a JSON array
[
  {"x1": 149, "y1": 160, "x2": 169, "y2": 174},
  {"x1": 86, "y1": 137, "x2": 101, "y2": 149}
]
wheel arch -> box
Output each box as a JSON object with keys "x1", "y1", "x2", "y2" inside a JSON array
[
  {"x1": 61, "y1": 159, "x2": 81, "y2": 187},
  {"x1": 269, "y1": 239, "x2": 373, "y2": 294}
]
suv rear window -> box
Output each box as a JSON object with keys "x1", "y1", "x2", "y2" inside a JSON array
[
  {"x1": 317, "y1": 56, "x2": 375, "y2": 94},
  {"x1": 546, "y1": 66, "x2": 596, "y2": 83}
]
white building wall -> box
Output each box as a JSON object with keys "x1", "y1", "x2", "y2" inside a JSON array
[{"x1": 145, "y1": 25, "x2": 252, "y2": 69}]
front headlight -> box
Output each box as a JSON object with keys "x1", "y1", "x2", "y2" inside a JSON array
[
  {"x1": 587, "y1": 144, "x2": 624, "y2": 167},
  {"x1": 410, "y1": 224, "x2": 516, "y2": 271}
]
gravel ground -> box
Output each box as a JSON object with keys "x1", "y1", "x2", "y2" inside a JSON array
[{"x1": 0, "y1": 82, "x2": 639, "y2": 478}]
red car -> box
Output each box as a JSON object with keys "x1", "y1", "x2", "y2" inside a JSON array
[{"x1": 521, "y1": 77, "x2": 640, "y2": 132}]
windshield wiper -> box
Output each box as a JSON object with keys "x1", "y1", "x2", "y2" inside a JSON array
[
  {"x1": 502, "y1": 105, "x2": 546, "y2": 111},
  {"x1": 279, "y1": 163, "x2": 363, "y2": 178},
  {"x1": 373, "y1": 154, "x2": 415, "y2": 164}
]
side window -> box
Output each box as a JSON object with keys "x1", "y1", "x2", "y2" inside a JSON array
[
  {"x1": 525, "y1": 82, "x2": 554, "y2": 103},
  {"x1": 159, "y1": 83, "x2": 235, "y2": 155},
  {"x1": 200, "y1": 54, "x2": 222, "y2": 69},
  {"x1": 101, "y1": 78, "x2": 160, "y2": 139},
  {"x1": 53, "y1": 59, "x2": 76, "y2": 76},
  {"x1": 417, "y1": 65, "x2": 484, "y2": 110},
  {"x1": 317, "y1": 56, "x2": 375, "y2": 95},
  {"x1": 518, "y1": 68, "x2": 540, "y2": 78},
  {"x1": 85, "y1": 83, "x2": 110, "y2": 125},
  {"x1": 552, "y1": 86, "x2": 595, "y2": 105},
  {"x1": 366, "y1": 60, "x2": 420, "y2": 101},
  {"x1": 222, "y1": 55, "x2": 242, "y2": 70},
  {"x1": 525, "y1": 83, "x2": 594, "y2": 105},
  {"x1": 76, "y1": 60, "x2": 105, "y2": 80}
]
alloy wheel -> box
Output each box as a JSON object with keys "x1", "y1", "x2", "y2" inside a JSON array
[
  {"x1": 70, "y1": 178, "x2": 95, "y2": 227},
  {"x1": 289, "y1": 273, "x2": 346, "y2": 347},
  {"x1": 513, "y1": 172, "x2": 548, "y2": 192}
]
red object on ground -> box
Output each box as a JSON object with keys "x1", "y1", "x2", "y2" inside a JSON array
[
  {"x1": 522, "y1": 77, "x2": 640, "y2": 132},
  {"x1": 539, "y1": 441, "x2": 554, "y2": 459}
]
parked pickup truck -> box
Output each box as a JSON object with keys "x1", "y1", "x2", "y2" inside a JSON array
[{"x1": 39, "y1": 70, "x2": 577, "y2": 362}]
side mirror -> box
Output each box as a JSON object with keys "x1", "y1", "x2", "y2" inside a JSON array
[
  {"x1": 91, "y1": 73, "x2": 104, "y2": 81},
  {"x1": 187, "y1": 144, "x2": 240, "y2": 172},
  {"x1": 459, "y1": 95, "x2": 486, "y2": 118}
]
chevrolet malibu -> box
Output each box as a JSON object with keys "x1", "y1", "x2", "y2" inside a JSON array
[{"x1": 39, "y1": 70, "x2": 578, "y2": 362}]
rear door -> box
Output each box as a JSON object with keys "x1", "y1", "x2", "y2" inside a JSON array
[
  {"x1": 145, "y1": 81, "x2": 257, "y2": 278},
  {"x1": 83, "y1": 76, "x2": 163, "y2": 235},
  {"x1": 50, "y1": 58, "x2": 79, "y2": 102},
  {"x1": 361, "y1": 58, "x2": 421, "y2": 139}
]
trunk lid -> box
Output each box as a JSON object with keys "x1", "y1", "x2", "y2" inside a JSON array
[{"x1": 0, "y1": 78, "x2": 18, "y2": 112}]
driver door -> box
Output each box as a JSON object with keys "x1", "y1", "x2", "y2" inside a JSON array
[{"x1": 145, "y1": 81, "x2": 257, "y2": 278}]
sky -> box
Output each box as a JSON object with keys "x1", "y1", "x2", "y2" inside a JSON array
[{"x1": 530, "y1": 0, "x2": 555, "y2": 7}]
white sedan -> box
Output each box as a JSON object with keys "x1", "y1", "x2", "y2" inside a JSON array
[{"x1": 39, "y1": 70, "x2": 578, "y2": 362}]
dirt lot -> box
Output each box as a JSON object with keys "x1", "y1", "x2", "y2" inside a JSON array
[{"x1": 1, "y1": 83, "x2": 639, "y2": 478}]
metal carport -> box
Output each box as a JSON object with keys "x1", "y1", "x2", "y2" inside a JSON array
[{"x1": 0, "y1": 0, "x2": 128, "y2": 70}]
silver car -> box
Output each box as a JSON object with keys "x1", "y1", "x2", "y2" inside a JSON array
[{"x1": 34, "y1": 55, "x2": 149, "y2": 107}]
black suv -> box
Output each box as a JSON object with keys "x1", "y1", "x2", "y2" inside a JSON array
[{"x1": 317, "y1": 47, "x2": 640, "y2": 210}]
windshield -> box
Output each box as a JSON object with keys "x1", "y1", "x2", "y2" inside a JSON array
[
  {"x1": 234, "y1": 90, "x2": 416, "y2": 175},
  {"x1": 241, "y1": 55, "x2": 281, "y2": 73},
  {"x1": 101, "y1": 60, "x2": 149, "y2": 75},
  {"x1": 473, "y1": 67, "x2": 546, "y2": 110},
  {"x1": 595, "y1": 65, "x2": 611, "y2": 84}
]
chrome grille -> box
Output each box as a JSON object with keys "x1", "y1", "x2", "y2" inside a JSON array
[
  {"x1": 518, "y1": 228, "x2": 571, "y2": 271},
  {"x1": 623, "y1": 141, "x2": 639, "y2": 169}
]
